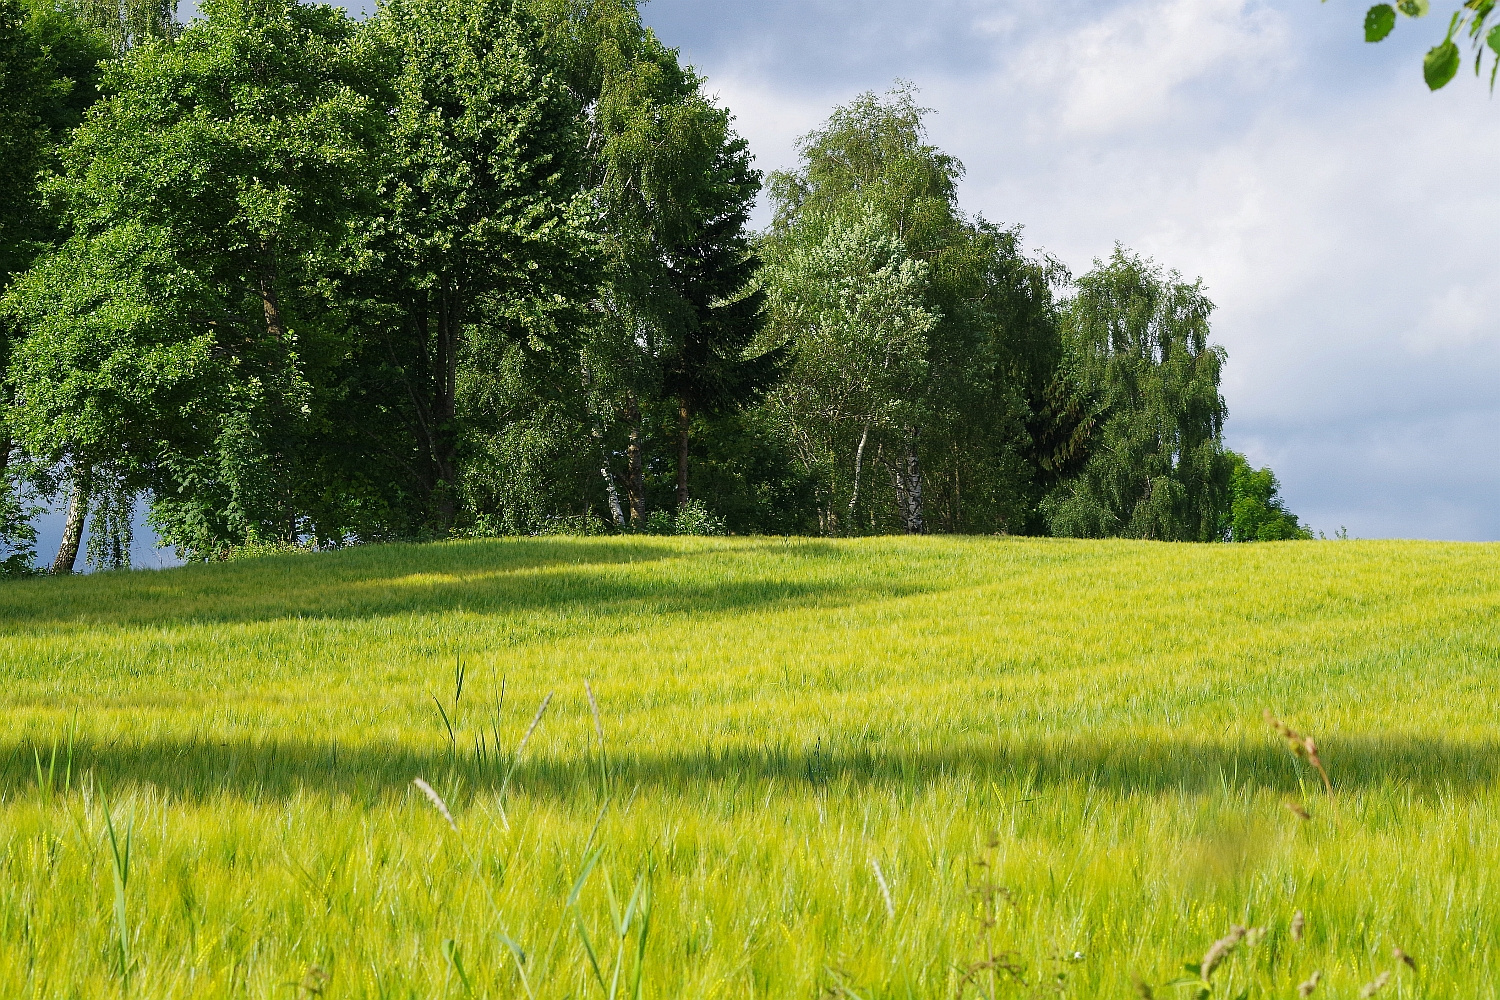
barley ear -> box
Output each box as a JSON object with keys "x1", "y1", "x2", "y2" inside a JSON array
[{"x1": 413, "y1": 777, "x2": 457, "y2": 832}]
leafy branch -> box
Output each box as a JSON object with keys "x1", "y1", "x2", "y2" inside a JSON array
[{"x1": 1351, "y1": 0, "x2": 1500, "y2": 89}]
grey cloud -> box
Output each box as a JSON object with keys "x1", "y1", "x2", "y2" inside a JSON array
[{"x1": 645, "y1": 0, "x2": 1014, "y2": 82}]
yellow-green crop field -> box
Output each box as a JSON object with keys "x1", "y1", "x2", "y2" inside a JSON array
[{"x1": 2, "y1": 536, "x2": 1499, "y2": 999}]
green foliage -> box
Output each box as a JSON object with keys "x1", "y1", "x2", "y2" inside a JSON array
[
  {"x1": 763, "y1": 85, "x2": 1067, "y2": 536},
  {"x1": 59, "y1": 0, "x2": 174, "y2": 53},
  {"x1": 2, "y1": 11, "x2": 1294, "y2": 557},
  {"x1": 1043, "y1": 248, "x2": 1231, "y2": 542},
  {"x1": 671, "y1": 498, "x2": 725, "y2": 536},
  {"x1": 762, "y1": 210, "x2": 937, "y2": 532},
  {"x1": 1365, "y1": 3, "x2": 1398, "y2": 39},
  {"x1": 6, "y1": 0, "x2": 594, "y2": 558},
  {"x1": 1223, "y1": 451, "x2": 1313, "y2": 542},
  {"x1": 768, "y1": 82, "x2": 962, "y2": 254},
  {"x1": 0, "y1": 0, "x2": 110, "y2": 287},
  {"x1": 349, "y1": 0, "x2": 592, "y2": 535},
  {"x1": 7, "y1": 0, "x2": 388, "y2": 557},
  {"x1": 0, "y1": 479, "x2": 39, "y2": 576},
  {"x1": 1350, "y1": 0, "x2": 1500, "y2": 90}
]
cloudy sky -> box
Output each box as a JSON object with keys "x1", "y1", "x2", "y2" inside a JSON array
[
  {"x1": 636, "y1": 0, "x2": 1500, "y2": 541},
  {"x1": 37, "y1": 0, "x2": 1500, "y2": 566}
]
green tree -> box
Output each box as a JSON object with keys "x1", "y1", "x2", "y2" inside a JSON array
[
  {"x1": 1042, "y1": 248, "x2": 1231, "y2": 542},
  {"x1": 765, "y1": 84, "x2": 1067, "y2": 536},
  {"x1": 460, "y1": 0, "x2": 775, "y2": 533},
  {"x1": 761, "y1": 211, "x2": 937, "y2": 534},
  {"x1": 0, "y1": 0, "x2": 110, "y2": 572},
  {"x1": 342, "y1": 0, "x2": 591, "y2": 536},
  {"x1": 1, "y1": 0, "x2": 110, "y2": 288},
  {"x1": 558, "y1": 0, "x2": 772, "y2": 522},
  {"x1": 6, "y1": 0, "x2": 385, "y2": 562},
  {"x1": 1222, "y1": 451, "x2": 1312, "y2": 541},
  {"x1": 1, "y1": 0, "x2": 48, "y2": 539},
  {"x1": 1347, "y1": 0, "x2": 1500, "y2": 90},
  {"x1": 656, "y1": 131, "x2": 774, "y2": 513},
  {"x1": 60, "y1": 0, "x2": 174, "y2": 53}
]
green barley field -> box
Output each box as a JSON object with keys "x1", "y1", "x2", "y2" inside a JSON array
[{"x1": 2, "y1": 536, "x2": 1499, "y2": 998}]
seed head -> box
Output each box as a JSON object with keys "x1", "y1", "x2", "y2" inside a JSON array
[
  {"x1": 517, "y1": 692, "x2": 553, "y2": 758},
  {"x1": 1303, "y1": 736, "x2": 1324, "y2": 768},
  {"x1": 1291, "y1": 909, "x2": 1306, "y2": 942},
  {"x1": 1201, "y1": 925, "x2": 1247, "y2": 980},
  {"x1": 584, "y1": 679, "x2": 604, "y2": 745},
  {"x1": 412, "y1": 777, "x2": 457, "y2": 832},
  {"x1": 1297, "y1": 970, "x2": 1322, "y2": 997},
  {"x1": 871, "y1": 858, "x2": 894, "y2": 919},
  {"x1": 1394, "y1": 947, "x2": 1416, "y2": 971},
  {"x1": 1360, "y1": 971, "x2": 1392, "y2": 997}
]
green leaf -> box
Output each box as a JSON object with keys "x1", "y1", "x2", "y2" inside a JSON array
[
  {"x1": 573, "y1": 913, "x2": 608, "y2": 992},
  {"x1": 1488, "y1": 23, "x2": 1500, "y2": 56},
  {"x1": 567, "y1": 846, "x2": 605, "y2": 908},
  {"x1": 1425, "y1": 39, "x2": 1462, "y2": 88},
  {"x1": 441, "y1": 939, "x2": 473, "y2": 995},
  {"x1": 1365, "y1": 4, "x2": 1397, "y2": 41},
  {"x1": 1397, "y1": 0, "x2": 1429, "y2": 16},
  {"x1": 496, "y1": 932, "x2": 527, "y2": 966}
]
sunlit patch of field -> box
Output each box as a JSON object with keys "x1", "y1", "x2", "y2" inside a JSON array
[{"x1": 1, "y1": 536, "x2": 1498, "y2": 998}]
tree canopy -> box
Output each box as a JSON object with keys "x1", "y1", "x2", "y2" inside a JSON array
[{"x1": 0, "y1": 9, "x2": 1314, "y2": 571}]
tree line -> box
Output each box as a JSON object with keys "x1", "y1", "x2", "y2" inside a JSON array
[{"x1": 0, "y1": 0, "x2": 1310, "y2": 575}]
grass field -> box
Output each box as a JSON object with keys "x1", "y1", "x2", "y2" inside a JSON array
[{"x1": 2, "y1": 535, "x2": 1499, "y2": 998}]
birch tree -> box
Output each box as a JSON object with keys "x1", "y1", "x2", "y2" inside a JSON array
[
  {"x1": 1041, "y1": 248, "x2": 1231, "y2": 542},
  {"x1": 762, "y1": 213, "x2": 935, "y2": 534}
]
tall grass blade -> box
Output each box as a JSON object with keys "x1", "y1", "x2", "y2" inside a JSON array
[
  {"x1": 569, "y1": 847, "x2": 604, "y2": 908},
  {"x1": 441, "y1": 938, "x2": 472, "y2": 995},
  {"x1": 101, "y1": 789, "x2": 132, "y2": 988}
]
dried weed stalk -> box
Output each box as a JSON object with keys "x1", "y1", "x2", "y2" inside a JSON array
[{"x1": 1265, "y1": 711, "x2": 1334, "y2": 795}]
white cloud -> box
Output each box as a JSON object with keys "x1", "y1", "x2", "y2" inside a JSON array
[{"x1": 1005, "y1": 0, "x2": 1293, "y2": 136}]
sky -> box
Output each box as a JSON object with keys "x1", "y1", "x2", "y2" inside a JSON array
[{"x1": 32, "y1": 0, "x2": 1500, "y2": 567}]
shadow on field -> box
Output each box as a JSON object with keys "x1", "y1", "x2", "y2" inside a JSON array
[
  {"x1": 6, "y1": 731, "x2": 1499, "y2": 803},
  {"x1": 0, "y1": 537, "x2": 873, "y2": 631}
]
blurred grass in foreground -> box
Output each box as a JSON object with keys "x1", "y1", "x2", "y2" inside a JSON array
[{"x1": 1, "y1": 535, "x2": 1498, "y2": 997}]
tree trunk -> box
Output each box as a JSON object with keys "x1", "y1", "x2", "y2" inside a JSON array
[
  {"x1": 52, "y1": 471, "x2": 88, "y2": 575},
  {"x1": 676, "y1": 398, "x2": 690, "y2": 510},
  {"x1": 0, "y1": 432, "x2": 11, "y2": 485},
  {"x1": 625, "y1": 392, "x2": 645, "y2": 528},
  {"x1": 427, "y1": 281, "x2": 460, "y2": 531},
  {"x1": 593, "y1": 428, "x2": 626, "y2": 529},
  {"x1": 255, "y1": 245, "x2": 287, "y2": 343},
  {"x1": 901, "y1": 428, "x2": 926, "y2": 535},
  {"x1": 847, "y1": 422, "x2": 870, "y2": 528}
]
